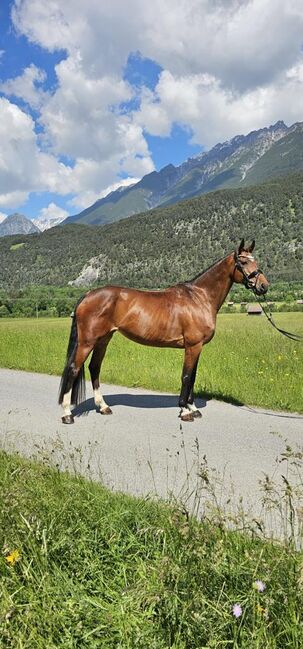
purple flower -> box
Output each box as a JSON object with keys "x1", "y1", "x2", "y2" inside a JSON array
[
  {"x1": 232, "y1": 604, "x2": 242, "y2": 618},
  {"x1": 254, "y1": 580, "x2": 266, "y2": 592}
]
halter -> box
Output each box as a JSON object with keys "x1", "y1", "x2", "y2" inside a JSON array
[{"x1": 235, "y1": 253, "x2": 263, "y2": 292}]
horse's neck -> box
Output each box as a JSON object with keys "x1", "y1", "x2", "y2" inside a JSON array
[{"x1": 192, "y1": 254, "x2": 235, "y2": 312}]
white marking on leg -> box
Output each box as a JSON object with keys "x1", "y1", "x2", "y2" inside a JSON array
[
  {"x1": 94, "y1": 388, "x2": 109, "y2": 412},
  {"x1": 181, "y1": 406, "x2": 192, "y2": 416},
  {"x1": 188, "y1": 402, "x2": 199, "y2": 413},
  {"x1": 62, "y1": 389, "x2": 72, "y2": 416}
]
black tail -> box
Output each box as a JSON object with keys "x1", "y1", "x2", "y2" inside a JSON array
[{"x1": 58, "y1": 300, "x2": 86, "y2": 406}]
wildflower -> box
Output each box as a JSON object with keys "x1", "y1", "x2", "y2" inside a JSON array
[
  {"x1": 277, "y1": 355, "x2": 283, "y2": 361},
  {"x1": 232, "y1": 604, "x2": 242, "y2": 618},
  {"x1": 5, "y1": 550, "x2": 20, "y2": 565},
  {"x1": 254, "y1": 580, "x2": 266, "y2": 592}
]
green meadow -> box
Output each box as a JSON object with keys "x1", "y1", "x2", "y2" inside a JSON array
[
  {"x1": 1, "y1": 451, "x2": 303, "y2": 648},
  {"x1": 0, "y1": 313, "x2": 302, "y2": 412}
]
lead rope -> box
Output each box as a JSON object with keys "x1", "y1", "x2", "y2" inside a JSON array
[{"x1": 255, "y1": 295, "x2": 303, "y2": 342}]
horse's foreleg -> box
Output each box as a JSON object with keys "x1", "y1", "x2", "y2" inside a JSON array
[
  {"x1": 179, "y1": 344, "x2": 202, "y2": 422},
  {"x1": 89, "y1": 334, "x2": 113, "y2": 415}
]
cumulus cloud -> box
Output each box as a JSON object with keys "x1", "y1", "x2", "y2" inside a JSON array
[
  {"x1": 0, "y1": 97, "x2": 72, "y2": 207},
  {"x1": 12, "y1": 0, "x2": 303, "y2": 91},
  {"x1": 135, "y1": 64, "x2": 303, "y2": 145},
  {"x1": 0, "y1": 0, "x2": 302, "y2": 210},
  {"x1": 0, "y1": 64, "x2": 47, "y2": 108}
]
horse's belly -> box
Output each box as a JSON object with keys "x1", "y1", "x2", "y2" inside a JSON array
[{"x1": 118, "y1": 327, "x2": 184, "y2": 348}]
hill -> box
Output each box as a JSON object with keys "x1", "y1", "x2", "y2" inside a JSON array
[
  {"x1": 0, "y1": 172, "x2": 302, "y2": 290},
  {"x1": 64, "y1": 121, "x2": 303, "y2": 227},
  {"x1": 0, "y1": 213, "x2": 40, "y2": 237}
]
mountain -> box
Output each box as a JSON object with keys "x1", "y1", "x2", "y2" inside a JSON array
[
  {"x1": 1, "y1": 172, "x2": 302, "y2": 290},
  {"x1": 64, "y1": 121, "x2": 303, "y2": 227},
  {"x1": 34, "y1": 214, "x2": 67, "y2": 232},
  {"x1": 0, "y1": 213, "x2": 40, "y2": 238}
]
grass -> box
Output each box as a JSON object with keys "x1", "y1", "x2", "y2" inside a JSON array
[
  {"x1": 0, "y1": 450, "x2": 303, "y2": 648},
  {"x1": 0, "y1": 313, "x2": 302, "y2": 412},
  {"x1": 10, "y1": 242, "x2": 26, "y2": 251}
]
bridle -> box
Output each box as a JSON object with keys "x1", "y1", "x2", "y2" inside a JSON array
[{"x1": 234, "y1": 253, "x2": 263, "y2": 292}]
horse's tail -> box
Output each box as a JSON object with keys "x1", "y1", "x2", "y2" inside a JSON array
[{"x1": 58, "y1": 299, "x2": 86, "y2": 406}]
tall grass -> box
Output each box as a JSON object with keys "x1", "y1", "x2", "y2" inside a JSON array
[
  {"x1": 0, "y1": 313, "x2": 302, "y2": 411},
  {"x1": 0, "y1": 450, "x2": 302, "y2": 648}
]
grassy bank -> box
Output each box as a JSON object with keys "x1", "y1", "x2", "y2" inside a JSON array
[
  {"x1": 0, "y1": 313, "x2": 302, "y2": 412},
  {"x1": 0, "y1": 451, "x2": 302, "y2": 648}
]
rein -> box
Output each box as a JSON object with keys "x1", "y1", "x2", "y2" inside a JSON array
[
  {"x1": 256, "y1": 296, "x2": 303, "y2": 342},
  {"x1": 235, "y1": 253, "x2": 303, "y2": 342}
]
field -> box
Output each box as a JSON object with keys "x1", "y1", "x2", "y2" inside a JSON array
[
  {"x1": 0, "y1": 313, "x2": 302, "y2": 412},
  {"x1": 1, "y1": 450, "x2": 302, "y2": 648}
]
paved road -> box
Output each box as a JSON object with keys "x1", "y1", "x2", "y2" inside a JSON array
[{"x1": 1, "y1": 368, "x2": 302, "y2": 528}]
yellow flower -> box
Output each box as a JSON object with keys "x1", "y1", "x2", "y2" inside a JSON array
[
  {"x1": 277, "y1": 355, "x2": 283, "y2": 361},
  {"x1": 256, "y1": 604, "x2": 268, "y2": 618},
  {"x1": 5, "y1": 550, "x2": 20, "y2": 565}
]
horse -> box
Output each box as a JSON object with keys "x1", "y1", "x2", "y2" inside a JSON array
[{"x1": 59, "y1": 239, "x2": 269, "y2": 423}]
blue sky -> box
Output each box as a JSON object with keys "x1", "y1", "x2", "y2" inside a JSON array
[{"x1": 0, "y1": 0, "x2": 302, "y2": 224}]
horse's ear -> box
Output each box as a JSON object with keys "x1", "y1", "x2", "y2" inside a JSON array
[
  {"x1": 248, "y1": 239, "x2": 255, "y2": 253},
  {"x1": 238, "y1": 238, "x2": 245, "y2": 254}
]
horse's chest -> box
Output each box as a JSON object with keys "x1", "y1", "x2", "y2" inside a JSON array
[{"x1": 185, "y1": 312, "x2": 215, "y2": 345}]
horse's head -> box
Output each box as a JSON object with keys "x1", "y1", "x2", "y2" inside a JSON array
[{"x1": 233, "y1": 239, "x2": 269, "y2": 296}]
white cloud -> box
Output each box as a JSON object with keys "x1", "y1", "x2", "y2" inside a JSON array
[
  {"x1": 12, "y1": 0, "x2": 303, "y2": 91},
  {"x1": 0, "y1": 0, "x2": 302, "y2": 210},
  {"x1": 0, "y1": 64, "x2": 47, "y2": 108},
  {"x1": 0, "y1": 97, "x2": 72, "y2": 207},
  {"x1": 0, "y1": 94, "x2": 152, "y2": 210},
  {"x1": 135, "y1": 64, "x2": 303, "y2": 146},
  {"x1": 0, "y1": 211, "x2": 7, "y2": 223}
]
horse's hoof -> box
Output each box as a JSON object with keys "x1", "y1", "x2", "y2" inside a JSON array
[
  {"x1": 180, "y1": 412, "x2": 195, "y2": 422},
  {"x1": 100, "y1": 406, "x2": 113, "y2": 415},
  {"x1": 192, "y1": 409, "x2": 202, "y2": 418},
  {"x1": 62, "y1": 414, "x2": 74, "y2": 424}
]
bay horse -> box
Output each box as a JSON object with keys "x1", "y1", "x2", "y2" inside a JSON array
[{"x1": 59, "y1": 239, "x2": 269, "y2": 423}]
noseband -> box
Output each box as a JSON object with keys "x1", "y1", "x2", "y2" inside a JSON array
[{"x1": 235, "y1": 254, "x2": 262, "y2": 291}]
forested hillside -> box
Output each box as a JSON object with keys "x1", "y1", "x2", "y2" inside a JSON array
[{"x1": 0, "y1": 172, "x2": 302, "y2": 291}]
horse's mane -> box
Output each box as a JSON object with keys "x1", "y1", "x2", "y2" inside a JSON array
[{"x1": 186, "y1": 253, "x2": 228, "y2": 284}]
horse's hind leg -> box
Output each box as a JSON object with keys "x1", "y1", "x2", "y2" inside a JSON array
[
  {"x1": 89, "y1": 333, "x2": 113, "y2": 415},
  {"x1": 61, "y1": 342, "x2": 93, "y2": 423}
]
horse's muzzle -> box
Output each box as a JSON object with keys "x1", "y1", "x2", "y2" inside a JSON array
[{"x1": 254, "y1": 282, "x2": 268, "y2": 296}]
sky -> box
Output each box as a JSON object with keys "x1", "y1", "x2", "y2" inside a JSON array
[{"x1": 0, "y1": 0, "x2": 303, "y2": 223}]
